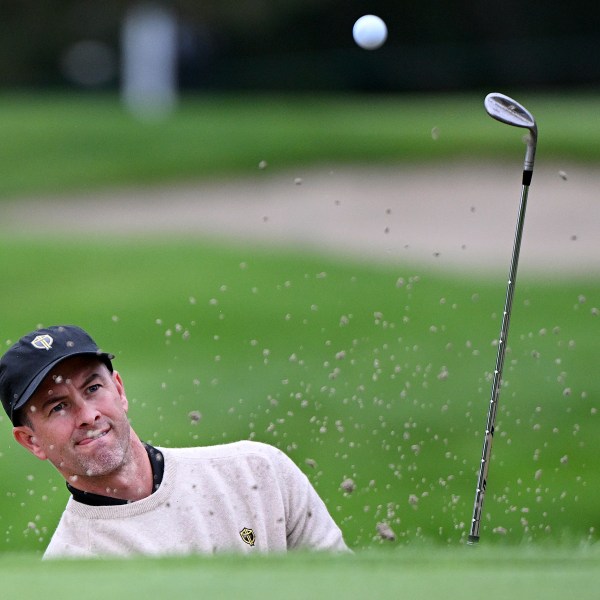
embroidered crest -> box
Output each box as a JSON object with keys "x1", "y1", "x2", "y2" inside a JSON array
[
  {"x1": 31, "y1": 334, "x2": 53, "y2": 351},
  {"x1": 239, "y1": 527, "x2": 256, "y2": 547}
]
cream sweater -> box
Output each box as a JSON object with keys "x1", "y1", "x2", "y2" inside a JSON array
[{"x1": 43, "y1": 441, "x2": 348, "y2": 558}]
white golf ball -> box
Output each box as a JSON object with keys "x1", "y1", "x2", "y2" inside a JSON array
[{"x1": 353, "y1": 15, "x2": 387, "y2": 50}]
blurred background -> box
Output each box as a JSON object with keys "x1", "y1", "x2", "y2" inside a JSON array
[{"x1": 3, "y1": 0, "x2": 600, "y2": 99}]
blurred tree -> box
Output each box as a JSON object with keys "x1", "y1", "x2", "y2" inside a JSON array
[{"x1": 1, "y1": 0, "x2": 123, "y2": 86}]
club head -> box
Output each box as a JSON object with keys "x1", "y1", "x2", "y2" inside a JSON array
[
  {"x1": 484, "y1": 93, "x2": 536, "y2": 131},
  {"x1": 484, "y1": 92, "x2": 538, "y2": 176}
]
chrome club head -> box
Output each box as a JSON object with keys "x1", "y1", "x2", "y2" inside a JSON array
[
  {"x1": 484, "y1": 92, "x2": 538, "y2": 174},
  {"x1": 484, "y1": 93, "x2": 536, "y2": 130}
]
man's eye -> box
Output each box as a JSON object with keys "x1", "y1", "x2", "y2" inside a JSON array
[
  {"x1": 88, "y1": 384, "x2": 101, "y2": 393},
  {"x1": 49, "y1": 402, "x2": 66, "y2": 414}
]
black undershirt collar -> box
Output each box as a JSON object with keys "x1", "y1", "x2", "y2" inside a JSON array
[{"x1": 66, "y1": 443, "x2": 164, "y2": 506}]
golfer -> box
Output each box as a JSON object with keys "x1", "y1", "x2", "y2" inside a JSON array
[{"x1": 0, "y1": 325, "x2": 348, "y2": 558}]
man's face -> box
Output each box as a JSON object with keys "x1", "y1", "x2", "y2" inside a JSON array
[{"x1": 13, "y1": 355, "x2": 132, "y2": 482}]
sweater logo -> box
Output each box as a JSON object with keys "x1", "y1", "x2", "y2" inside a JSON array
[{"x1": 239, "y1": 527, "x2": 255, "y2": 547}]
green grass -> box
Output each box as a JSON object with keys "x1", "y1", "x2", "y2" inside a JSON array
[
  {"x1": 2, "y1": 90, "x2": 600, "y2": 199},
  {"x1": 1, "y1": 546, "x2": 600, "y2": 599},
  {"x1": 0, "y1": 236, "x2": 598, "y2": 553}
]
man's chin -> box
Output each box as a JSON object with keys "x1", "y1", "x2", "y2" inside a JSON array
[{"x1": 75, "y1": 447, "x2": 128, "y2": 478}]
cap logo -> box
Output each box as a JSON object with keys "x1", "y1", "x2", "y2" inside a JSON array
[{"x1": 31, "y1": 334, "x2": 54, "y2": 351}]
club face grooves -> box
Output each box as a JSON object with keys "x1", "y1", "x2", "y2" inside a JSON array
[{"x1": 484, "y1": 93, "x2": 536, "y2": 131}]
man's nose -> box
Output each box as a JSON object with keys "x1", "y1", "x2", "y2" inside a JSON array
[{"x1": 75, "y1": 399, "x2": 101, "y2": 427}]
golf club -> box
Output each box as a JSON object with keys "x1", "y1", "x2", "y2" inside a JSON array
[{"x1": 468, "y1": 93, "x2": 538, "y2": 544}]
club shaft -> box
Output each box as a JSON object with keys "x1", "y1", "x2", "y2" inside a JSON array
[{"x1": 468, "y1": 179, "x2": 530, "y2": 544}]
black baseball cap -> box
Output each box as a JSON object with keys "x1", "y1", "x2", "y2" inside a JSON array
[{"x1": 0, "y1": 325, "x2": 114, "y2": 425}]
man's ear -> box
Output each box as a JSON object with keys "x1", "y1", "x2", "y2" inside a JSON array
[
  {"x1": 113, "y1": 370, "x2": 129, "y2": 413},
  {"x1": 13, "y1": 426, "x2": 48, "y2": 461}
]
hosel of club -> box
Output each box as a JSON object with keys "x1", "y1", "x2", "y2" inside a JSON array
[
  {"x1": 468, "y1": 130, "x2": 537, "y2": 545},
  {"x1": 522, "y1": 125, "x2": 538, "y2": 185}
]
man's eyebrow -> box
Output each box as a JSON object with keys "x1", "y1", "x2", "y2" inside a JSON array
[{"x1": 80, "y1": 372, "x2": 104, "y2": 389}]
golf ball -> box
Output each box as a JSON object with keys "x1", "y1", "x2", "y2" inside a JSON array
[{"x1": 353, "y1": 15, "x2": 387, "y2": 50}]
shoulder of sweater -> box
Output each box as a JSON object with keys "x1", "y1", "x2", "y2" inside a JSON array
[{"x1": 157, "y1": 440, "x2": 287, "y2": 462}]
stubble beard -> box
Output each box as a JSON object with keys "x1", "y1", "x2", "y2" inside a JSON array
[{"x1": 73, "y1": 422, "x2": 132, "y2": 478}]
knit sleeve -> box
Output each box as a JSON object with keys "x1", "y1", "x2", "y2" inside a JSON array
[{"x1": 264, "y1": 444, "x2": 349, "y2": 552}]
